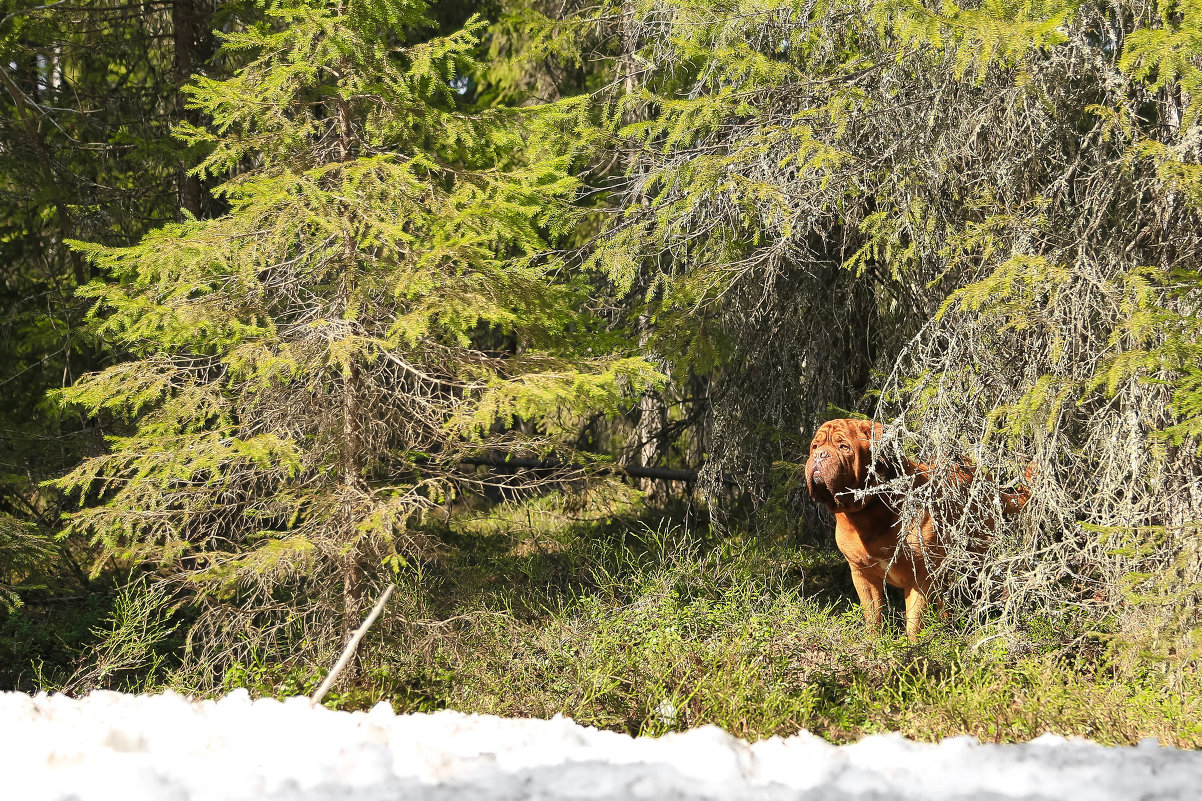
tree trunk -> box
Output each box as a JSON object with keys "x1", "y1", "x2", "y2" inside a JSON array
[
  {"x1": 634, "y1": 388, "x2": 669, "y2": 504},
  {"x1": 173, "y1": 0, "x2": 212, "y2": 218},
  {"x1": 340, "y1": 357, "x2": 366, "y2": 678},
  {"x1": 625, "y1": 311, "x2": 670, "y2": 504},
  {"x1": 336, "y1": 76, "x2": 366, "y2": 674}
]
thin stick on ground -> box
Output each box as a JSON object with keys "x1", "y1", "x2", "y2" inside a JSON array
[{"x1": 310, "y1": 583, "x2": 395, "y2": 707}]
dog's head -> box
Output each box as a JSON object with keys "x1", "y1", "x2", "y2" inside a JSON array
[{"x1": 804, "y1": 418, "x2": 898, "y2": 512}]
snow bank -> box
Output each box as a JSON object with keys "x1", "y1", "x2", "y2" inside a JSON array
[{"x1": 1, "y1": 690, "x2": 1196, "y2": 800}]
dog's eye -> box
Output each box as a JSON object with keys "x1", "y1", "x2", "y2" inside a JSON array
[{"x1": 839, "y1": 444, "x2": 851, "y2": 452}]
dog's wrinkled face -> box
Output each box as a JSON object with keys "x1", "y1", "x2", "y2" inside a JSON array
[{"x1": 805, "y1": 419, "x2": 883, "y2": 511}]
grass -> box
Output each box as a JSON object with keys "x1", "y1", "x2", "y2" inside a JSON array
[{"x1": 212, "y1": 489, "x2": 1202, "y2": 748}]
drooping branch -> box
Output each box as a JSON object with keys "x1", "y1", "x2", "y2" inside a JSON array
[{"x1": 454, "y1": 454, "x2": 700, "y2": 483}]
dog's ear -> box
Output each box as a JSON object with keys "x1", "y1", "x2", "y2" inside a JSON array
[
  {"x1": 856, "y1": 420, "x2": 907, "y2": 483},
  {"x1": 852, "y1": 419, "x2": 882, "y2": 448},
  {"x1": 872, "y1": 448, "x2": 904, "y2": 483}
]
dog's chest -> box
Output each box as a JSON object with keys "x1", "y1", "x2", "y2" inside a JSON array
[{"x1": 834, "y1": 525, "x2": 896, "y2": 568}]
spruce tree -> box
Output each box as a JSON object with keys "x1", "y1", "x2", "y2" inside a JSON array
[
  {"x1": 519, "y1": 0, "x2": 1202, "y2": 656},
  {"x1": 0, "y1": 0, "x2": 223, "y2": 608},
  {"x1": 55, "y1": 0, "x2": 654, "y2": 683}
]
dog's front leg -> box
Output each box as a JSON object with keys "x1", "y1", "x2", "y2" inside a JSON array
[{"x1": 848, "y1": 563, "x2": 885, "y2": 633}]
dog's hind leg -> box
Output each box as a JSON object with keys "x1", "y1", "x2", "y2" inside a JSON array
[{"x1": 904, "y1": 586, "x2": 930, "y2": 640}]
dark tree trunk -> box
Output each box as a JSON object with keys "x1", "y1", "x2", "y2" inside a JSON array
[
  {"x1": 633, "y1": 387, "x2": 670, "y2": 504},
  {"x1": 173, "y1": 0, "x2": 213, "y2": 218}
]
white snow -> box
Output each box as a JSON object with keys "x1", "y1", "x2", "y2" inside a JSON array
[{"x1": 1, "y1": 690, "x2": 1196, "y2": 800}]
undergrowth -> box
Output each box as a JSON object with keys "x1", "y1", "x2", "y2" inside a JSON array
[
  {"x1": 193, "y1": 491, "x2": 1202, "y2": 748},
  {"x1": 18, "y1": 490, "x2": 1197, "y2": 746}
]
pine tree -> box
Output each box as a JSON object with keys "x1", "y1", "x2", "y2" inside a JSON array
[{"x1": 54, "y1": 0, "x2": 655, "y2": 683}]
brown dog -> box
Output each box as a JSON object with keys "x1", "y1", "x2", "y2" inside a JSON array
[{"x1": 804, "y1": 418, "x2": 1029, "y2": 639}]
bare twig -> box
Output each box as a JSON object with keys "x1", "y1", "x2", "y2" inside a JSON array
[{"x1": 310, "y1": 583, "x2": 395, "y2": 707}]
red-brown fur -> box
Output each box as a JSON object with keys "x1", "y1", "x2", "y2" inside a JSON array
[{"x1": 804, "y1": 419, "x2": 1030, "y2": 639}]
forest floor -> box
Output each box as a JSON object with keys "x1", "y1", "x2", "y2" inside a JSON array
[
  {"x1": 6, "y1": 490, "x2": 1200, "y2": 748},
  {"x1": 231, "y1": 492, "x2": 1202, "y2": 748}
]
